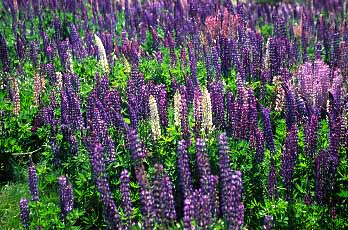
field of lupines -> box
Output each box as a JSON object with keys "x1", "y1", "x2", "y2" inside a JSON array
[{"x1": 1, "y1": 0, "x2": 348, "y2": 229}]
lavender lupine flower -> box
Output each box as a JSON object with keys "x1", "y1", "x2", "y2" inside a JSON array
[
  {"x1": 261, "y1": 107, "x2": 276, "y2": 153},
  {"x1": 268, "y1": 160, "x2": 278, "y2": 199},
  {"x1": 28, "y1": 159, "x2": 39, "y2": 201},
  {"x1": 120, "y1": 169, "x2": 133, "y2": 229},
  {"x1": 297, "y1": 59, "x2": 330, "y2": 108},
  {"x1": 160, "y1": 173, "x2": 177, "y2": 225},
  {"x1": 209, "y1": 80, "x2": 225, "y2": 129},
  {"x1": 58, "y1": 176, "x2": 74, "y2": 221},
  {"x1": 263, "y1": 215, "x2": 274, "y2": 230},
  {"x1": 19, "y1": 198, "x2": 30, "y2": 229},
  {"x1": 281, "y1": 125, "x2": 298, "y2": 200},
  {"x1": 88, "y1": 142, "x2": 122, "y2": 229},
  {"x1": 177, "y1": 140, "x2": 192, "y2": 196},
  {"x1": 134, "y1": 164, "x2": 155, "y2": 230}
]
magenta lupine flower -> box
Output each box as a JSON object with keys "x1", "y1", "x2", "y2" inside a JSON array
[
  {"x1": 120, "y1": 169, "x2": 133, "y2": 229},
  {"x1": 28, "y1": 159, "x2": 39, "y2": 201},
  {"x1": 58, "y1": 176, "x2": 74, "y2": 221},
  {"x1": 19, "y1": 198, "x2": 30, "y2": 229}
]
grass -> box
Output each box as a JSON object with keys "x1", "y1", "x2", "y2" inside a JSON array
[{"x1": 0, "y1": 182, "x2": 29, "y2": 230}]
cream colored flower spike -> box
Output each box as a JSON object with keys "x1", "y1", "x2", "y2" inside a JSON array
[
  {"x1": 94, "y1": 34, "x2": 109, "y2": 73},
  {"x1": 149, "y1": 95, "x2": 161, "y2": 140}
]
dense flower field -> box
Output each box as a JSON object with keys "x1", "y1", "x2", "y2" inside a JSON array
[{"x1": 1, "y1": 0, "x2": 348, "y2": 229}]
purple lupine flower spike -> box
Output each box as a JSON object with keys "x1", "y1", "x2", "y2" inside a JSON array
[
  {"x1": 58, "y1": 176, "x2": 74, "y2": 221},
  {"x1": 183, "y1": 195, "x2": 194, "y2": 230},
  {"x1": 268, "y1": 160, "x2": 278, "y2": 199},
  {"x1": 178, "y1": 140, "x2": 192, "y2": 197},
  {"x1": 28, "y1": 159, "x2": 39, "y2": 201},
  {"x1": 210, "y1": 80, "x2": 225, "y2": 129},
  {"x1": 263, "y1": 215, "x2": 274, "y2": 230},
  {"x1": 0, "y1": 33, "x2": 10, "y2": 73},
  {"x1": 261, "y1": 107, "x2": 276, "y2": 153},
  {"x1": 120, "y1": 169, "x2": 133, "y2": 229},
  {"x1": 281, "y1": 125, "x2": 298, "y2": 200},
  {"x1": 19, "y1": 198, "x2": 30, "y2": 229},
  {"x1": 87, "y1": 141, "x2": 122, "y2": 229},
  {"x1": 160, "y1": 173, "x2": 177, "y2": 225},
  {"x1": 134, "y1": 164, "x2": 155, "y2": 229},
  {"x1": 153, "y1": 163, "x2": 164, "y2": 224}
]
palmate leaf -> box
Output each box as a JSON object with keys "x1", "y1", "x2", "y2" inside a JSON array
[{"x1": 337, "y1": 190, "x2": 348, "y2": 198}]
